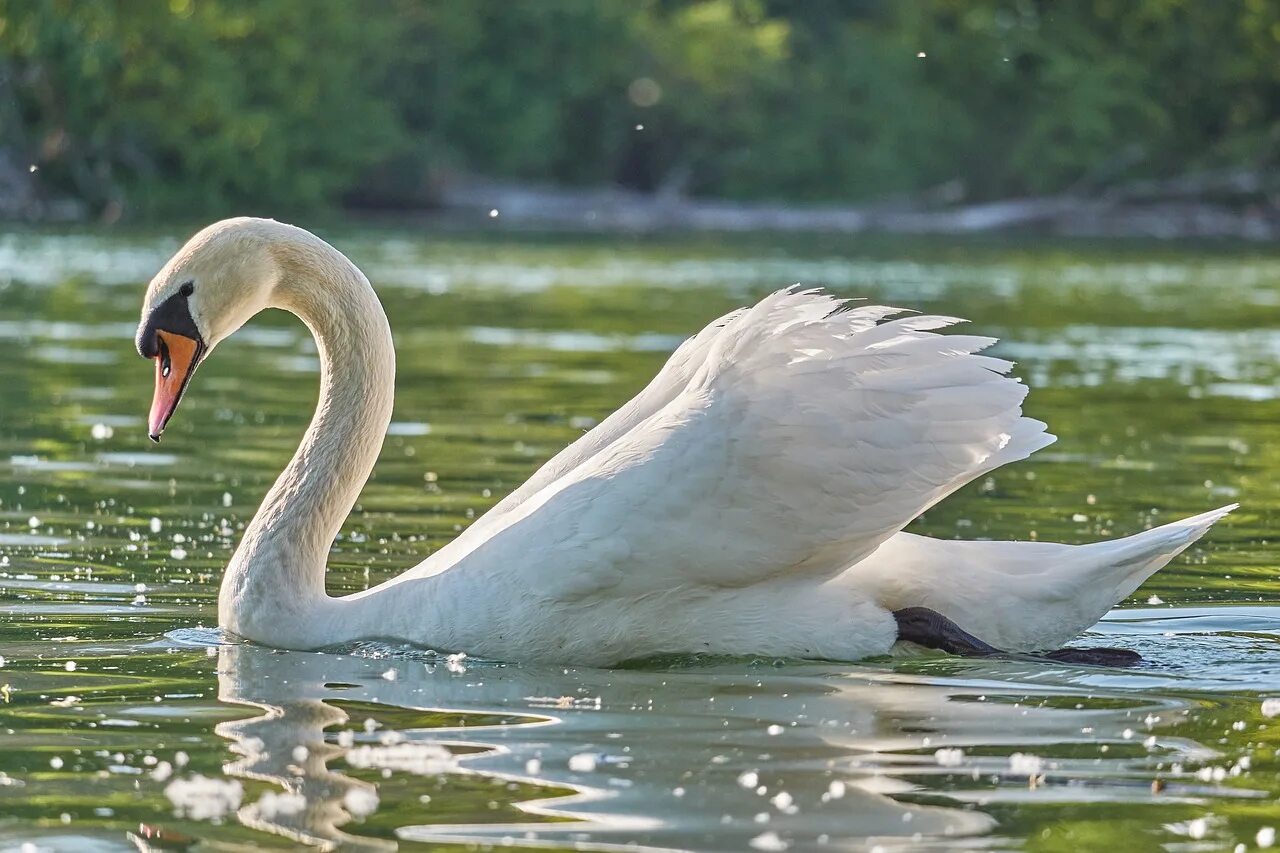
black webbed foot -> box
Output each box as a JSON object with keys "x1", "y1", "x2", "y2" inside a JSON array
[
  {"x1": 892, "y1": 607, "x2": 1142, "y2": 668},
  {"x1": 1042, "y1": 646, "x2": 1142, "y2": 667},
  {"x1": 892, "y1": 606, "x2": 1002, "y2": 657}
]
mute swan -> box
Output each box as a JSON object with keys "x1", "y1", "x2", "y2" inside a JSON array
[{"x1": 136, "y1": 218, "x2": 1233, "y2": 666}]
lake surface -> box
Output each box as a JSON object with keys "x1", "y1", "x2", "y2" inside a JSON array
[{"x1": 0, "y1": 225, "x2": 1277, "y2": 851}]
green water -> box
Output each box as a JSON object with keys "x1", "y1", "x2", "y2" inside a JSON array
[{"x1": 0, "y1": 226, "x2": 1277, "y2": 851}]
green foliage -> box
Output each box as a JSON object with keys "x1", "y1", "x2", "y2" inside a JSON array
[
  {"x1": 396, "y1": 0, "x2": 640, "y2": 184},
  {"x1": 0, "y1": 0, "x2": 406, "y2": 215},
  {"x1": 897, "y1": 0, "x2": 1280, "y2": 197},
  {"x1": 1, "y1": 0, "x2": 1278, "y2": 218}
]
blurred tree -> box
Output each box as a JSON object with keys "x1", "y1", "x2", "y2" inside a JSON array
[
  {"x1": 387, "y1": 0, "x2": 639, "y2": 187},
  {"x1": 0, "y1": 0, "x2": 1276, "y2": 217},
  {"x1": 895, "y1": 0, "x2": 1280, "y2": 197},
  {"x1": 0, "y1": 0, "x2": 405, "y2": 216}
]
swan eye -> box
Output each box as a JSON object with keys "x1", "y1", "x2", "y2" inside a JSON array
[{"x1": 179, "y1": 281, "x2": 194, "y2": 297}]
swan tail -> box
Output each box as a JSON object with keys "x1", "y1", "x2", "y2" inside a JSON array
[
  {"x1": 1073, "y1": 502, "x2": 1238, "y2": 601},
  {"x1": 860, "y1": 504, "x2": 1236, "y2": 651}
]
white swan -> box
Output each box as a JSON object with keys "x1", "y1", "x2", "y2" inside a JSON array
[{"x1": 135, "y1": 218, "x2": 1233, "y2": 665}]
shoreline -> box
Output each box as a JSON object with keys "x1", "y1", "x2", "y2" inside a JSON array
[
  {"x1": 430, "y1": 173, "x2": 1280, "y2": 242},
  {"x1": 5, "y1": 160, "x2": 1278, "y2": 242}
]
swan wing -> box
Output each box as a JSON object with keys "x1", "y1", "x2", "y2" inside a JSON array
[
  {"x1": 409, "y1": 304, "x2": 745, "y2": 578},
  {"x1": 483, "y1": 305, "x2": 745, "y2": 517},
  {"x1": 452, "y1": 288, "x2": 1055, "y2": 599}
]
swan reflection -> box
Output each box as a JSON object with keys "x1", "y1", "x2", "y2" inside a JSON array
[{"x1": 210, "y1": 643, "x2": 1219, "y2": 851}]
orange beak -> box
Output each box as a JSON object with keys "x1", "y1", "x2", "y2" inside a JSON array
[{"x1": 148, "y1": 329, "x2": 204, "y2": 442}]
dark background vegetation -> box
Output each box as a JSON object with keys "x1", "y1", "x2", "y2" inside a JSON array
[{"x1": 1, "y1": 0, "x2": 1278, "y2": 222}]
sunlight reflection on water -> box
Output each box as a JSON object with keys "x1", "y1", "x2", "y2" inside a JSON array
[{"x1": 0, "y1": 228, "x2": 1275, "y2": 850}]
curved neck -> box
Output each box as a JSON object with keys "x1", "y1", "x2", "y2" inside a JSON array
[{"x1": 219, "y1": 231, "x2": 395, "y2": 644}]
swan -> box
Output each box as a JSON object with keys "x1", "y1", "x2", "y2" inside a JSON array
[{"x1": 135, "y1": 218, "x2": 1233, "y2": 666}]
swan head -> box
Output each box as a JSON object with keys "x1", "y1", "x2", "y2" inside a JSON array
[{"x1": 136, "y1": 217, "x2": 282, "y2": 441}]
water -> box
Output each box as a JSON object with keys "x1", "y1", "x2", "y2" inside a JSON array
[{"x1": 0, "y1": 226, "x2": 1277, "y2": 851}]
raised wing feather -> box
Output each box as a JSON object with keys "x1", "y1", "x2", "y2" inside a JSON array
[
  {"x1": 488, "y1": 305, "x2": 745, "y2": 515},
  {"x1": 410, "y1": 303, "x2": 745, "y2": 577},
  {"x1": 437, "y1": 288, "x2": 1055, "y2": 599}
]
